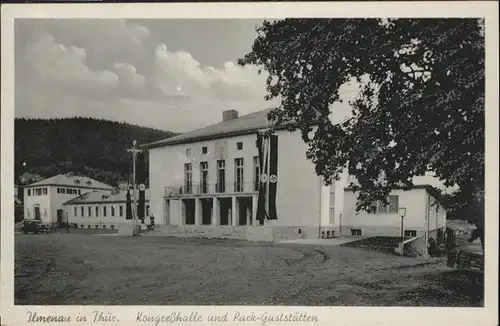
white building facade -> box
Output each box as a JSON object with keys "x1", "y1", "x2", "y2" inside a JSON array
[
  {"x1": 342, "y1": 185, "x2": 446, "y2": 238},
  {"x1": 63, "y1": 189, "x2": 150, "y2": 230},
  {"x1": 22, "y1": 173, "x2": 113, "y2": 224},
  {"x1": 145, "y1": 109, "x2": 447, "y2": 242},
  {"x1": 144, "y1": 109, "x2": 346, "y2": 241}
]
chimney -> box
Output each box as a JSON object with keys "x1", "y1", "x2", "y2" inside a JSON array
[{"x1": 222, "y1": 109, "x2": 239, "y2": 123}]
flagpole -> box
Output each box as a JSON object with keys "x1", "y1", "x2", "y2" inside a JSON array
[{"x1": 127, "y1": 140, "x2": 142, "y2": 235}]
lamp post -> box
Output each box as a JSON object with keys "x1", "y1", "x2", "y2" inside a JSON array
[
  {"x1": 127, "y1": 140, "x2": 142, "y2": 235},
  {"x1": 398, "y1": 207, "x2": 407, "y2": 242}
]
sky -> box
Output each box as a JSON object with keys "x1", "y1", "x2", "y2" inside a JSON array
[{"x1": 15, "y1": 19, "x2": 355, "y2": 132}]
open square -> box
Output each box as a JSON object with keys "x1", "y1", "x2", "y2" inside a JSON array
[{"x1": 15, "y1": 234, "x2": 483, "y2": 306}]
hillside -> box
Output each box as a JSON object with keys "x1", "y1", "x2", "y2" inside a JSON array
[{"x1": 15, "y1": 118, "x2": 177, "y2": 186}]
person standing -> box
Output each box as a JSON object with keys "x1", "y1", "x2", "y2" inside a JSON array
[{"x1": 150, "y1": 214, "x2": 155, "y2": 230}]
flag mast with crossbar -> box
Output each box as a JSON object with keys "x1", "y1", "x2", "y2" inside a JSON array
[{"x1": 127, "y1": 140, "x2": 142, "y2": 234}]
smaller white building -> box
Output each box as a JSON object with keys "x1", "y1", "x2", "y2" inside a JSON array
[
  {"x1": 342, "y1": 184, "x2": 446, "y2": 239},
  {"x1": 63, "y1": 188, "x2": 150, "y2": 230},
  {"x1": 23, "y1": 173, "x2": 113, "y2": 224}
]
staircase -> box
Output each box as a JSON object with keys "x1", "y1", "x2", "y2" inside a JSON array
[{"x1": 395, "y1": 236, "x2": 426, "y2": 257}]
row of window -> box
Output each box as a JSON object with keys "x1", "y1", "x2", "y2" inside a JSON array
[
  {"x1": 350, "y1": 229, "x2": 417, "y2": 237},
  {"x1": 71, "y1": 224, "x2": 116, "y2": 230},
  {"x1": 26, "y1": 187, "x2": 82, "y2": 196},
  {"x1": 72, "y1": 204, "x2": 149, "y2": 218},
  {"x1": 183, "y1": 157, "x2": 260, "y2": 194},
  {"x1": 185, "y1": 141, "x2": 244, "y2": 157},
  {"x1": 57, "y1": 188, "x2": 81, "y2": 195},
  {"x1": 26, "y1": 187, "x2": 48, "y2": 196}
]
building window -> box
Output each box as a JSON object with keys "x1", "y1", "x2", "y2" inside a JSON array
[
  {"x1": 237, "y1": 142, "x2": 243, "y2": 150},
  {"x1": 329, "y1": 187, "x2": 335, "y2": 224},
  {"x1": 43, "y1": 188, "x2": 48, "y2": 195},
  {"x1": 95, "y1": 206, "x2": 99, "y2": 217},
  {"x1": 81, "y1": 206, "x2": 84, "y2": 217},
  {"x1": 374, "y1": 195, "x2": 399, "y2": 214},
  {"x1": 111, "y1": 206, "x2": 115, "y2": 217},
  {"x1": 103, "y1": 206, "x2": 107, "y2": 217},
  {"x1": 351, "y1": 229, "x2": 362, "y2": 236},
  {"x1": 235, "y1": 158, "x2": 244, "y2": 192},
  {"x1": 185, "y1": 148, "x2": 191, "y2": 157},
  {"x1": 216, "y1": 160, "x2": 225, "y2": 193},
  {"x1": 184, "y1": 163, "x2": 193, "y2": 194},
  {"x1": 202, "y1": 146, "x2": 207, "y2": 154},
  {"x1": 28, "y1": 189, "x2": 31, "y2": 196},
  {"x1": 200, "y1": 161, "x2": 209, "y2": 194},
  {"x1": 61, "y1": 188, "x2": 66, "y2": 194},
  {"x1": 66, "y1": 188, "x2": 72, "y2": 194},
  {"x1": 74, "y1": 207, "x2": 77, "y2": 217},
  {"x1": 388, "y1": 195, "x2": 399, "y2": 213},
  {"x1": 78, "y1": 189, "x2": 81, "y2": 195},
  {"x1": 119, "y1": 205, "x2": 123, "y2": 217},
  {"x1": 36, "y1": 188, "x2": 42, "y2": 196},
  {"x1": 88, "y1": 207, "x2": 92, "y2": 217},
  {"x1": 87, "y1": 225, "x2": 91, "y2": 229},
  {"x1": 146, "y1": 205, "x2": 150, "y2": 216},
  {"x1": 253, "y1": 156, "x2": 260, "y2": 191},
  {"x1": 405, "y1": 230, "x2": 417, "y2": 237}
]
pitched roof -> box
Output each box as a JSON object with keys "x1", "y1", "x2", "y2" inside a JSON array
[
  {"x1": 64, "y1": 189, "x2": 150, "y2": 205},
  {"x1": 142, "y1": 108, "x2": 276, "y2": 149},
  {"x1": 25, "y1": 174, "x2": 112, "y2": 190}
]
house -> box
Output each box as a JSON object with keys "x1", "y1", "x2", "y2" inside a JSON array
[
  {"x1": 63, "y1": 185, "x2": 150, "y2": 231},
  {"x1": 22, "y1": 173, "x2": 113, "y2": 224},
  {"x1": 342, "y1": 184, "x2": 447, "y2": 239},
  {"x1": 142, "y1": 109, "x2": 346, "y2": 241}
]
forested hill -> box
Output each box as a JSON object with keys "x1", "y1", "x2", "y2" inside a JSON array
[{"x1": 15, "y1": 118, "x2": 177, "y2": 186}]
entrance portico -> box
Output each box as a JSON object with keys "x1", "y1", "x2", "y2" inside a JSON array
[{"x1": 168, "y1": 194, "x2": 258, "y2": 227}]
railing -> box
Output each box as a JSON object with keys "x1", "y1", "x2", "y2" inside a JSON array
[{"x1": 164, "y1": 182, "x2": 258, "y2": 197}]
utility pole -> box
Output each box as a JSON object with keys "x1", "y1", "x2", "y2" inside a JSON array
[{"x1": 127, "y1": 140, "x2": 142, "y2": 234}]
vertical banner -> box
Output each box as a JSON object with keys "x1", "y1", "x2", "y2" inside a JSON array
[
  {"x1": 137, "y1": 151, "x2": 146, "y2": 219},
  {"x1": 256, "y1": 133, "x2": 267, "y2": 222},
  {"x1": 268, "y1": 134, "x2": 278, "y2": 220}
]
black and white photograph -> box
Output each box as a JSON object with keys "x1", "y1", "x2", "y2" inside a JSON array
[{"x1": 1, "y1": 2, "x2": 498, "y2": 326}]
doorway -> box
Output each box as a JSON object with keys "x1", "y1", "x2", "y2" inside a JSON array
[
  {"x1": 57, "y1": 209, "x2": 64, "y2": 224},
  {"x1": 34, "y1": 206, "x2": 41, "y2": 220},
  {"x1": 238, "y1": 197, "x2": 252, "y2": 226},
  {"x1": 219, "y1": 198, "x2": 231, "y2": 225},
  {"x1": 201, "y1": 199, "x2": 213, "y2": 225},
  {"x1": 184, "y1": 199, "x2": 195, "y2": 225}
]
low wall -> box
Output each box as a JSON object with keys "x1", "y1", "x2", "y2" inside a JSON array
[{"x1": 152, "y1": 225, "x2": 321, "y2": 242}]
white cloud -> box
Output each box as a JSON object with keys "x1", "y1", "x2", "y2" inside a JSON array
[
  {"x1": 148, "y1": 44, "x2": 273, "y2": 115},
  {"x1": 26, "y1": 32, "x2": 119, "y2": 93},
  {"x1": 112, "y1": 62, "x2": 146, "y2": 92},
  {"x1": 16, "y1": 19, "x2": 358, "y2": 133},
  {"x1": 41, "y1": 19, "x2": 151, "y2": 69}
]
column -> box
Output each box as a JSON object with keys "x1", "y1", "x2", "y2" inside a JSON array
[
  {"x1": 231, "y1": 196, "x2": 238, "y2": 226},
  {"x1": 212, "y1": 198, "x2": 220, "y2": 226},
  {"x1": 178, "y1": 199, "x2": 184, "y2": 226},
  {"x1": 195, "y1": 198, "x2": 202, "y2": 226},
  {"x1": 252, "y1": 195, "x2": 259, "y2": 226}
]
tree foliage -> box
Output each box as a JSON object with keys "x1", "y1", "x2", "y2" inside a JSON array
[
  {"x1": 239, "y1": 19, "x2": 485, "y2": 245},
  {"x1": 15, "y1": 118, "x2": 176, "y2": 187}
]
